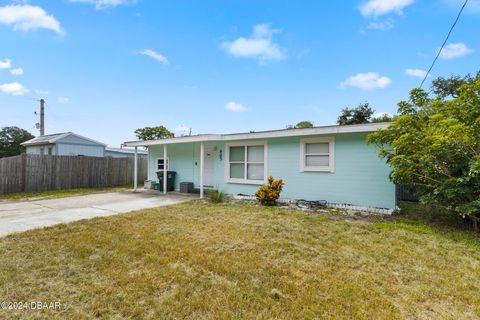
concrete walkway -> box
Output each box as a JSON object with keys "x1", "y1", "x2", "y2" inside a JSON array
[{"x1": 0, "y1": 191, "x2": 195, "y2": 238}]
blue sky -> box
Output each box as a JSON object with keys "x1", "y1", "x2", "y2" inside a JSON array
[{"x1": 0, "y1": 0, "x2": 478, "y2": 146}]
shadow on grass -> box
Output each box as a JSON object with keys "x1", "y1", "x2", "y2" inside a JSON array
[{"x1": 391, "y1": 201, "x2": 480, "y2": 245}]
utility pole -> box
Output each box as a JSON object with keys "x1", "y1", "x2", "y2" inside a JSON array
[{"x1": 40, "y1": 99, "x2": 45, "y2": 136}]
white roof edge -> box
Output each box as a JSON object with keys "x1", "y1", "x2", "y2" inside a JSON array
[
  {"x1": 105, "y1": 147, "x2": 148, "y2": 154},
  {"x1": 21, "y1": 132, "x2": 68, "y2": 146},
  {"x1": 123, "y1": 134, "x2": 222, "y2": 147},
  {"x1": 22, "y1": 132, "x2": 107, "y2": 147},
  {"x1": 123, "y1": 123, "x2": 389, "y2": 147}
]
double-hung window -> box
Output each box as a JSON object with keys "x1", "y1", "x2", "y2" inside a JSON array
[
  {"x1": 300, "y1": 137, "x2": 335, "y2": 172},
  {"x1": 157, "y1": 158, "x2": 169, "y2": 171},
  {"x1": 226, "y1": 142, "x2": 266, "y2": 184}
]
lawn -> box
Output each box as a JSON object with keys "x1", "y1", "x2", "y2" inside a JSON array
[
  {"x1": 0, "y1": 202, "x2": 479, "y2": 319},
  {"x1": 0, "y1": 186, "x2": 135, "y2": 201}
]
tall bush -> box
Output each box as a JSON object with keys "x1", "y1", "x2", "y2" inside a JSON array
[{"x1": 368, "y1": 80, "x2": 480, "y2": 217}]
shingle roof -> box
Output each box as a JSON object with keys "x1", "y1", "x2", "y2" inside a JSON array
[
  {"x1": 21, "y1": 132, "x2": 69, "y2": 146},
  {"x1": 21, "y1": 132, "x2": 107, "y2": 147}
]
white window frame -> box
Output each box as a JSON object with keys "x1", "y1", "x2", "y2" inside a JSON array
[
  {"x1": 300, "y1": 137, "x2": 335, "y2": 172},
  {"x1": 225, "y1": 141, "x2": 267, "y2": 185},
  {"x1": 156, "y1": 157, "x2": 169, "y2": 171}
]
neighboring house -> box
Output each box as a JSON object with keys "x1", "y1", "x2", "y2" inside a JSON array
[
  {"x1": 105, "y1": 147, "x2": 148, "y2": 158},
  {"x1": 22, "y1": 132, "x2": 107, "y2": 157},
  {"x1": 124, "y1": 122, "x2": 396, "y2": 212}
]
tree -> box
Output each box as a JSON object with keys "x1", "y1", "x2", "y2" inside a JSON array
[
  {"x1": 0, "y1": 127, "x2": 34, "y2": 158},
  {"x1": 371, "y1": 113, "x2": 393, "y2": 123},
  {"x1": 367, "y1": 79, "x2": 480, "y2": 218},
  {"x1": 337, "y1": 102, "x2": 375, "y2": 125},
  {"x1": 431, "y1": 71, "x2": 480, "y2": 100},
  {"x1": 295, "y1": 121, "x2": 314, "y2": 128},
  {"x1": 134, "y1": 126, "x2": 174, "y2": 141},
  {"x1": 286, "y1": 121, "x2": 314, "y2": 129}
]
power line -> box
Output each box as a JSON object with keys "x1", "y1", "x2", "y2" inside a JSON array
[{"x1": 419, "y1": 0, "x2": 469, "y2": 89}]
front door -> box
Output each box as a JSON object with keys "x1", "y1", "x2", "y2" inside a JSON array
[{"x1": 203, "y1": 147, "x2": 214, "y2": 187}]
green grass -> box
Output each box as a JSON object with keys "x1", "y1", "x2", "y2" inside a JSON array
[
  {"x1": 0, "y1": 186, "x2": 135, "y2": 201},
  {"x1": 0, "y1": 202, "x2": 479, "y2": 319}
]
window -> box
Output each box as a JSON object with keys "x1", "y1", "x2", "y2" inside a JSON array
[
  {"x1": 157, "y1": 158, "x2": 169, "y2": 171},
  {"x1": 300, "y1": 137, "x2": 334, "y2": 172},
  {"x1": 226, "y1": 142, "x2": 266, "y2": 184},
  {"x1": 48, "y1": 147, "x2": 53, "y2": 155},
  {"x1": 39, "y1": 148, "x2": 44, "y2": 155}
]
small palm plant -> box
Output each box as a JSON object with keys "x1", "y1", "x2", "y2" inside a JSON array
[{"x1": 206, "y1": 189, "x2": 230, "y2": 203}]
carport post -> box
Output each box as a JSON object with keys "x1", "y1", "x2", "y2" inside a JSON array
[
  {"x1": 134, "y1": 146, "x2": 138, "y2": 192},
  {"x1": 200, "y1": 142, "x2": 204, "y2": 198},
  {"x1": 163, "y1": 144, "x2": 167, "y2": 194}
]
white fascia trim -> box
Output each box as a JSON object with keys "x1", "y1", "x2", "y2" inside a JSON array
[
  {"x1": 224, "y1": 141, "x2": 268, "y2": 185},
  {"x1": 105, "y1": 147, "x2": 148, "y2": 154},
  {"x1": 300, "y1": 136, "x2": 335, "y2": 173},
  {"x1": 123, "y1": 122, "x2": 389, "y2": 147},
  {"x1": 222, "y1": 122, "x2": 388, "y2": 141},
  {"x1": 124, "y1": 134, "x2": 222, "y2": 147}
]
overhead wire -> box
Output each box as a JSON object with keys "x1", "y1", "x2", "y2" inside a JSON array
[{"x1": 419, "y1": 0, "x2": 469, "y2": 89}]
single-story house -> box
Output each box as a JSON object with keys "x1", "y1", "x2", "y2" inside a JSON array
[
  {"x1": 124, "y1": 122, "x2": 396, "y2": 212},
  {"x1": 22, "y1": 132, "x2": 147, "y2": 159},
  {"x1": 105, "y1": 147, "x2": 148, "y2": 158},
  {"x1": 22, "y1": 132, "x2": 107, "y2": 157}
]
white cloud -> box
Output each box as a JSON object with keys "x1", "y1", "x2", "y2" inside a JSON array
[
  {"x1": 10, "y1": 67, "x2": 23, "y2": 76},
  {"x1": 225, "y1": 101, "x2": 246, "y2": 112},
  {"x1": 34, "y1": 89, "x2": 48, "y2": 95},
  {"x1": 175, "y1": 125, "x2": 191, "y2": 136},
  {"x1": 221, "y1": 24, "x2": 285, "y2": 63},
  {"x1": 360, "y1": 0, "x2": 415, "y2": 17},
  {"x1": 405, "y1": 68, "x2": 427, "y2": 78},
  {"x1": 340, "y1": 72, "x2": 392, "y2": 90},
  {"x1": 367, "y1": 19, "x2": 394, "y2": 31},
  {"x1": 139, "y1": 49, "x2": 169, "y2": 65},
  {"x1": 57, "y1": 96, "x2": 69, "y2": 103},
  {"x1": 0, "y1": 5, "x2": 63, "y2": 34},
  {"x1": 439, "y1": 42, "x2": 473, "y2": 59},
  {"x1": 68, "y1": 0, "x2": 135, "y2": 10},
  {"x1": 0, "y1": 58, "x2": 11, "y2": 69},
  {"x1": 0, "y1": 82, "x2": 29, "y2": 96}
]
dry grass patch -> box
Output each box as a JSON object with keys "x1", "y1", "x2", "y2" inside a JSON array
[
  {"x1": 0, "y1": 186, "x2": 134, "y2": 201},
  {"x1": 0, "y1": 202, "x2": 479, "y2": 319}
]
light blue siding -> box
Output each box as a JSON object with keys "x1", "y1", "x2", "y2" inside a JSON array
[
  {"x1": 25, "y1": 144, "x2": 56, "y2": 155},
  {"x1": 105, "y1": 150, "x2": 148, "y2": 158},
  {"x1": 56, "y1": 143, "x2": 105, "y2": 157},
  {"x1": 25, "y1": 134, "x2": 106, "y2": 157},
  {"x1": 147, "y1": 132, "x2": 395, "y2": 209},
  {"x1": 148, "y1": 143, "x2": 199, "y2": 188}
]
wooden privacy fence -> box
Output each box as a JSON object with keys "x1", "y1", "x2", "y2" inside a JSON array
[{"x1": 0, "y1": 154, "x2": 147, "y2": 194}]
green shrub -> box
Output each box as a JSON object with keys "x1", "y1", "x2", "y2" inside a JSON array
[{"x1": 206, "y1": 190, "x2": 230, "y2": 203}]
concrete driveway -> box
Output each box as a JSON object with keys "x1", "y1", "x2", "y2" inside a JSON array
[{"x1": 0, "y1": 191, "x2": 195, "y2": 238}]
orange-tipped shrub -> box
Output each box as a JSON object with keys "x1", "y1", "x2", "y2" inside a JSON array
[{"x1": 255, "y1": 176, "x2": 285, "y2": 206}]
